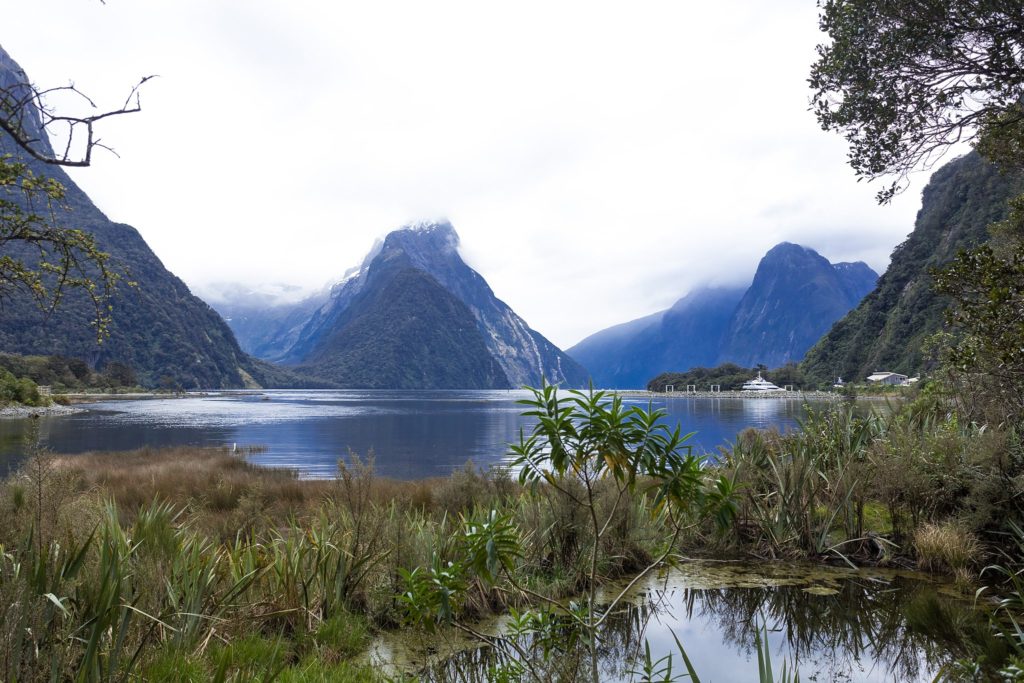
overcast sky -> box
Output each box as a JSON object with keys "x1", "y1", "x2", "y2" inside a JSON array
[{"x1": 4, "y1": 0, "x2": 931, "y2": 348}]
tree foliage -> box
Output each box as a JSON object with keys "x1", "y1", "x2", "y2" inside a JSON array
[
  {"x1": 0, "y1": 155, "x2": 118, "y2": 337},
  {"x1": 810, "y1": 0, "x2": 1024, "y2": 202},
  {"x1": 808, "y1": 1, "x2": 1024, "y2": 408},
  {"x1": 933, "y1": 194, "x2": 1024, "y2": 423},
  {"x1": 649, "y1": 363, "x2": 808, "y2": 392},
  {"x1": 0, "y1": 353, "x2": 138, "y2": 392}
]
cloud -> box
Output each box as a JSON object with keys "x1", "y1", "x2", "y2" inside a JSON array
[{"x1": 4, "y1": 0, "x2": 924, "y2": 348}]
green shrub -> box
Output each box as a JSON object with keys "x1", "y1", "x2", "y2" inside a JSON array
[
  {"x1": 0, "y1": 368, "x2": 46, "y2": 406},
  {"x1": 15, "y1": 377, "x2": 41, "y2": 405}
]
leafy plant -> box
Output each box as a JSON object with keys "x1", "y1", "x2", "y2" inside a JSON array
[{"x1": 397, "y1": 383, "x2": 737, "y2": 683}]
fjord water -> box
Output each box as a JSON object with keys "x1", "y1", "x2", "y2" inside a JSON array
[{"x1": 0, "y1": 390, "x2": 827, "y2": 478}]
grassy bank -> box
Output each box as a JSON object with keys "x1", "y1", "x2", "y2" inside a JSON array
[
  {"x1": 3, "y1": 384, "x2": 1024, "y2": 681},
  {"x1": 1, "y1": 434, "x2": 682, "y2": 681}
]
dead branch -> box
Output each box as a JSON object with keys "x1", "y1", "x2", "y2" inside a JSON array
[{"x1": 0, "y1": 74, "x2": 156, "y2": 167}]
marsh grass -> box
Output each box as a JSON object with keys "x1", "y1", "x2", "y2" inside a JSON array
[
  {"x1": 0, "y1": 442, "x2": 674, "y2": 681},
  {"x1": 913, "y1": 522, "x2": 982, "y2": 575},
  {"x1": 46, "y1": 446, "x2": 450, "y2": 532},
  {"x1": 51, "y1": 446, "x2": 325, "y2": 520},
  {"x1": 717, "y1": 399, "x2": 1024, "y2": 578},
  {"x1": 311, "y1": 611, "x2": 371, "y2": 662}
]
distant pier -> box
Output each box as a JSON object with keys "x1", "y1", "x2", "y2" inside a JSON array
[{"x1": 611, "y1": 390, "x2": 842, "y2": 400}]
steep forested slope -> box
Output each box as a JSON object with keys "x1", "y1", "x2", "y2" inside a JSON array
[
  {"x1": 802, "y1": 153, "x2": 1024, "y2": 385},
  {"x1": 0, "y1": 45, "x2": 282, "y2": 389}
]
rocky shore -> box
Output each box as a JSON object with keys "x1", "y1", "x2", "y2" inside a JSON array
[{"x1": 0, "y1": 403, "x2": 85, "y2": 419}]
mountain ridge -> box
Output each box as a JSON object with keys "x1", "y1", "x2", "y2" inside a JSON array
[{"x1": 568, "y1": 243, "x2": 877, "y2": 388}]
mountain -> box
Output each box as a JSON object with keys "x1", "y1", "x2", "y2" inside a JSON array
[
  {"x1": 229, "y1": 221, "x2": 589, "y2": 389},
  {"x1": 567, "y1": 287, "x2": 745, "y2": 388},
  {"x1": 719, "y1": 243, "x2": 878, "y2": 367},
  {"x1": 199, "y1": 282, "x2": 330, "y2": 361},
  {"x1": 833, "y1": 261, "x2": 880, "y2": 307},
  {"x1": 801, "y1": 152, "x2": 1024, "y2": 385},
  {"x1": 0, "y1": 45, "x2": 283, "y2": 389},
  {"x1": 296, "y1": 258, "x2": 509, "y2": 389},
  {"x1": 568, "y1": 244, "x2": 877, "y2": 388}
]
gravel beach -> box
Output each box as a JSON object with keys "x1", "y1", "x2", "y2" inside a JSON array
[{"x1": 0, "y1": 404, "x2": 85, "y2": 419}]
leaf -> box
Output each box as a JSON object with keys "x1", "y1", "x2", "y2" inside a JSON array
[{"x1": 44, "y1": 593, "x2": 70, "y2": 617}]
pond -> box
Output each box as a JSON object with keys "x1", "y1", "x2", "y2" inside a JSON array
[{"x1": 370, "y1": 562, "x2": 998, "y2": 682}]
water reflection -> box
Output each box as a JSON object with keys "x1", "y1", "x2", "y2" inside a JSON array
[
  {"x1": 0, "y1": 391, "x2": 829, "y2": 479},
  {"x1": 402, "y1": 563, "x2": 996, "y2": 682}
]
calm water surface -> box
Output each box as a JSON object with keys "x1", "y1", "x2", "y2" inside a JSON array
[
  {"x1": 0, "y1": 390, "x2": 831, "y2": 479},
  {"x1": 392, "y1": 562, "x2": 994, "y2": 682}
]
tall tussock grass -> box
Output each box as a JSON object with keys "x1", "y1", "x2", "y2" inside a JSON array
[
  {"x1": 913, "y1": 522, "x2": 981, "y2": 576},
  {"x1": 719, "y1": 395, "x2": 1024, "y2": 572},
  {"x1": 0, "y1": 442, "x2": 669, "y2": 681}
]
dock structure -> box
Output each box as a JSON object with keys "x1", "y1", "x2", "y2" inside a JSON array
[{"x1": 612, "y1": 389, "x2": 841, "y2": 400}]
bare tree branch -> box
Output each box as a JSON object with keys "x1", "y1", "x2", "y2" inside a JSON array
[{"x1": 0, "y1": 73, "x2": 155, "y2": 167}]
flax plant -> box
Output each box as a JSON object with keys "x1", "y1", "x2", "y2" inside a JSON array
[
  {"x1": 723, "y1": 406, "x2": 888, "y2": 564},
  {"x1": 398, "y1": 383, "x2": 738, "y2": 683}
]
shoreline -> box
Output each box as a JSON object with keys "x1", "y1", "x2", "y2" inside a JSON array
[
  {"x1": 58, "y1": 391, "x2": 191, "y2": 404},
  {"x1": 0, "y1": 403, "x2": 86, "y2": 419}
]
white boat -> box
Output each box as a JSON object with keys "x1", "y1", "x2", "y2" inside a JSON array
[{"x1": 741, "y1": 372, "x2": 784, "y2": 392}]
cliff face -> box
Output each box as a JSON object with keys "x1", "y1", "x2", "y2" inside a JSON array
[
  {"x1": 720, "y1": 243, "x2": 878, "y2": 368},
  {"x1": 230, "y1": 221, "x2": 589, "y2": 388},
  {"x1": 802, "y1": 153, "x2": 1024, "y2": 385},
  {"x1": 0, "y1": 44, "x2": 270, "y2": 389},
  {"x1": 569, "y1": 244, "x2": 877, "y2": 388},
  {"x1": 567, "y1": 287, "x2": 745, "y2": 389}
]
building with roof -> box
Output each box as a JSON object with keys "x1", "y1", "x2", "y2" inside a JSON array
[{"x1": 866, "y1": 371, "x2": 909, "y2": 386}]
